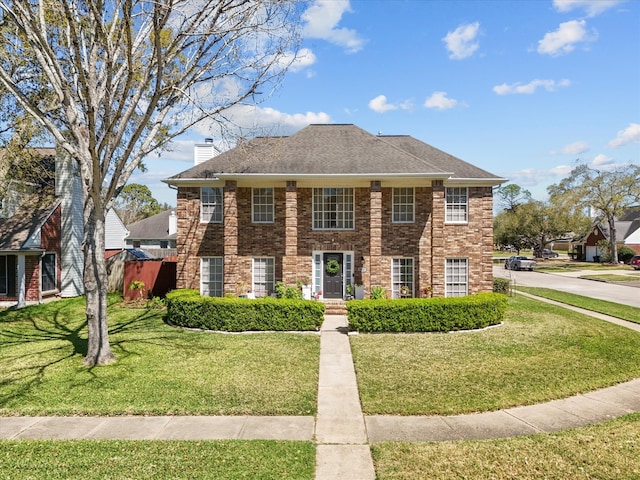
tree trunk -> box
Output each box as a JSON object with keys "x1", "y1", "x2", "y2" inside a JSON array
[
  {"x1": 608, "y1": 215, "x2": 618, "y2": 264},
  {"x1": 83, "y1": 196, "x2": 115, "y2": 366}
]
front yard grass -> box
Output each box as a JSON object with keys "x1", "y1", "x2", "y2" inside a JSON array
[
  {"x1": 350, "y1": 295, "x2": 640, "y2": 415},
  {"x1": 579, "y1": 273, "x2": 640, "y2": 282},
  {"x1": 0, "y1": 439, "x2": 315, "y2": 480},
  {"x1": 516, "y1": 286, "x2": 640, "y2": 324},
  {"x1": 371, "y1": 412, "x2": 640, "y2": 480},
  {"x1": 0, "y1": 295, "x2": 319, "y2": 416}
]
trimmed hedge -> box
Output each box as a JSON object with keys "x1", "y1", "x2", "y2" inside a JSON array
[
  {"x1": 166, "y1": 289, "x2": 325, "y2": 332},
  {"x1": 346, "y1": 292, "x2": 507, "y2": 333}
]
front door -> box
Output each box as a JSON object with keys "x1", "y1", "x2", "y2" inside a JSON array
[{"x1": 323, "y1": 253, "x2": 343, "y2": 299}]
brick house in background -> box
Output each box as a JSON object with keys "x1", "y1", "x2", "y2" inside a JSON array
[
  {"x1": 164, "y1": 124, "x2": 505, "y2": 300},
  {"x1": 1, "y1": 148, "x2": 127, "y2": 306}
]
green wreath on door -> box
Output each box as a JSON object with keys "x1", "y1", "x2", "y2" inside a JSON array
[{"x1": 325, "y1": 259, "x2": 340, "y2": 276}]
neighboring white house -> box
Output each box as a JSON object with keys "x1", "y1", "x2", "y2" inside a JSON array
[{"x1": 105, "y1": 209, "x2": 128, "y2": 251}]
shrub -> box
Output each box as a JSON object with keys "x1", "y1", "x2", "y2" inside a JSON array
[
  {"x1": 618, "y1": 245, "x2": 637, "y2": 264},
  {"x1": 346, "y1": 293, "x2": 507, "y2": 333},
  {"x1": 370, "y1": 286, "x2": 387, "y2": 299},
  {"x1": 493, "y1": 277, "x2": 511, "y2": 295},
  {"x1": 166, "y1": 289, "x2": 324, "y2": 331},
  {"x1": 274, "y1": 281, "x2": 303, "y2": 299}
]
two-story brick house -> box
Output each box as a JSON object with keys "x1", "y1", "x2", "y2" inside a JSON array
[{"x1": 164, "y1": 124, "x2": 505, "y2": 299}]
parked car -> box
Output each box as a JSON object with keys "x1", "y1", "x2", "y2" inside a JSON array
[
  {"x1": 630, "y1": 255, "x2": 640, "y2": 270},
  {"x1": 505, "y1": 256, "x2": 536, "y2": 271},
  {"x1": 534, "y1": 248, "x2": 559, "y2": 259}
]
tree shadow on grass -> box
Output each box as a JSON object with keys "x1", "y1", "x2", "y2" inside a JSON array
[{"x1": 0, "y1": 297, "x2": 188, "y2": 410}]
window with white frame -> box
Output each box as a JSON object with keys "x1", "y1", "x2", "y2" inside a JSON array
[
  {"x1": 0, "y1": 255, "x2": 7, "y2": 295},
  {"x1": 252, "y1": 188, "x2": 274, "y2": 223},
  {"x1": 41, "y1": 253, "x2": 56, "y2": 292},
  {"x1": 201, "y1": 257, "x2": 223, "y2": 297},
  {"x1": 445, "y1": 187, "x2": 468, "y2": 223},
  {"x1": 252, "y1": 257, "x2": 274, "y2": 298},
  {"x1": 201, "y1": 187, "x2": 223, "y2": 223},
  {"x1": 313, "y1": 188, "x2": 354, "y2": 230},
  {"x1": 392, "y1": 258, "x2": 414, "y2": 298},
  {"x1": 445, "y1": 258, "x2": 468, "y2": 297},
  {"x1": 393, "y1": 188, "x2": 414, "y2": 223}
]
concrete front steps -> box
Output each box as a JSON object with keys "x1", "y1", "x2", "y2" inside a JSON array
[{"x1": 322, "y1": 300, "x2": 348, "y2": 316}]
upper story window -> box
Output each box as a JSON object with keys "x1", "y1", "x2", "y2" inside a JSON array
[
  {"x1": 313, "y1": 188, "x2": 354, "y2": 230},
  {"x1": 445, "y1": 187, "x2": 468, "y2": 223},
  {"x1": 201, "y1": 187, "x2": 223, "y2": 223},
  {"x1": 252, "y1": 188, "x2": 274, "y2": 223},
  {"x1": 393, "y1": 187, "x2": 414, "y2": 223}
]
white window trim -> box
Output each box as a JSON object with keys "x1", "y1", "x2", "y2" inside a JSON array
[
  {"x1": 252, "y1": 257, "x2": 275, "y2": 298},
  {"x1": 200, "y1": 187, "x2": 223, "y2": 223},
  {"x1": 201, "y1": 256, "x2": 224, "y2": 297},
  {"x1": 445, "y1": 257, "x2": 468, "y2": 298},
  {"x1": 312, "y1": 250, "x2": 354, "y2": 298},
  {"x1": 392, "y1": 187, "x2": 415, "y2": 224},
  {"x1": 252, "y1": 188, "x2": 274, "y2": 224},
  {"x1": 312, "y1": 187, "x2": 355, "y2": 231},
  {"x1": 391, "y1": 257, "x2": 414, "y2": 299},
  {"x1": 445, "y1": 186, "x2": 468, "y2": 224}
]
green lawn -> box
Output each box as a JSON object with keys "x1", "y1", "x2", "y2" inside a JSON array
[
  {"x1": 0, "y1": 296, "x2": 319, "y2": 416},
  {"x1": 372, "y1": 413, "x2": 640, "y2": 480},
  {"x1": 579, "y1": 273, "x2": 640, "y2": 282},
  {"x1": 0, "y1": 440, "x2": 315, "y2": 480},
  {"x1": 351, "y1": 295, "x2": 640, "y2": 415},
  {"x1": 516, "y1": 286, "x2": 640, "y2": 324}
]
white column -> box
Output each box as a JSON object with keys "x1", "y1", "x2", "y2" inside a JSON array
[{"x1": 17, "y1": 254, "x2": 26, "y2": 308}]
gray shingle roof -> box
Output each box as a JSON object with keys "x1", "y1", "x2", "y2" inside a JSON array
[
  {"x1": 0, "y1": 195, "x2": 60, "y2": 251},
  {"x1": 126, "y1": 210, "x2": 175, "y2": 241},
  {"x1": 166, "y1": 124, "x2": 504, "y2": 183}
]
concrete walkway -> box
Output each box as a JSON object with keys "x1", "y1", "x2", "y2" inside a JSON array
[{"x1": 2, "y1": 306, "x2": 640, "y2": 480}]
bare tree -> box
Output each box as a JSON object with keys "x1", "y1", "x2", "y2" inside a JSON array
[
  {"x1": 548, "y1": 163, "x2": 640, "y2": 264},
  {"x1": 0, "y1": 0, "x2": 302, "y2": 365}
]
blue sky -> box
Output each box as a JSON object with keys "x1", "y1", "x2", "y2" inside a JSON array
[{"x1": 134, "y1": 0, "x2": 640, "y2": 207}]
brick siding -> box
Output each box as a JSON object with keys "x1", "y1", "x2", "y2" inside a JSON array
[{"x1": 175, "y1": 183, "x2": 495, "y2": 298}]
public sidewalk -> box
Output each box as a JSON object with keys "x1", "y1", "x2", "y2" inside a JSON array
[{"x1": 2, "y1": 310, "x2": 640, "y2": 480}]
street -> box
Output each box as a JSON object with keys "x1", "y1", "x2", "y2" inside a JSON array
[{"x1": 493, "y1": 266, "x2": 640, "y2": 308}]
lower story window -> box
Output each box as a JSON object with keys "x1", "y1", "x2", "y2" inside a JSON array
[
  {"x1": 201, "y1": 257, "x2": 223, "y2": 297},
  {"x1": 445, "y1": 258, "x2": 468, "y2": 297},
  {"x1": 41, "y1": 253, "x2": 56, "y2": 293},
  {"x1": 0, "y1": 255, "x2": 7, "y2": 295},
  {"x1": 392, "y1": 258, "x2": 414, "y2": 298},
  {"x1": 252, "y1": 257, "x2": 275, "y2": 298}
]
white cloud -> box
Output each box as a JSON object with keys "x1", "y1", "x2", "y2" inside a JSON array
[
  {"x1": 443, "y1": 22, "x2": 480, "y2": 60},
  {"x1": 368, "y1": 95, "x2": 413, "y2": 113},
  {"x1": 550, "y1": 165, "x2": 574, "y2": 176},
  {"x1": 553, "y1": 0, "x2": 624, "y2": 17},
  {"x1": 368, "y1": 95, "x2": 398, "y2": 113},
  {"x1": 283, "y1": 48, "x2": 317, "y2": 73},
  {"x1": 537, "y1": 20, "x2": 597, "y2": 56},
  {"x1": 424, "y1": 91, "x2": 459, "y2": 110},
  {"x1": 592, "y1": 153, "x2": 614, "y2": 166},
  {"x1": 493, "y1": 79, "x2": 571, "y2": 95},
  {"x1": 191, "y1": 104, "x2": 332, "y2": 141},
  {"x1": 550, "y1": 141, "x2": 589, "y2": 155},
  {"x1": 302, "y1": 0, "x2": 365, "y2": 53},
  {"x1": 607, "y1": 123, "x2": 640, "y2": 148}
]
